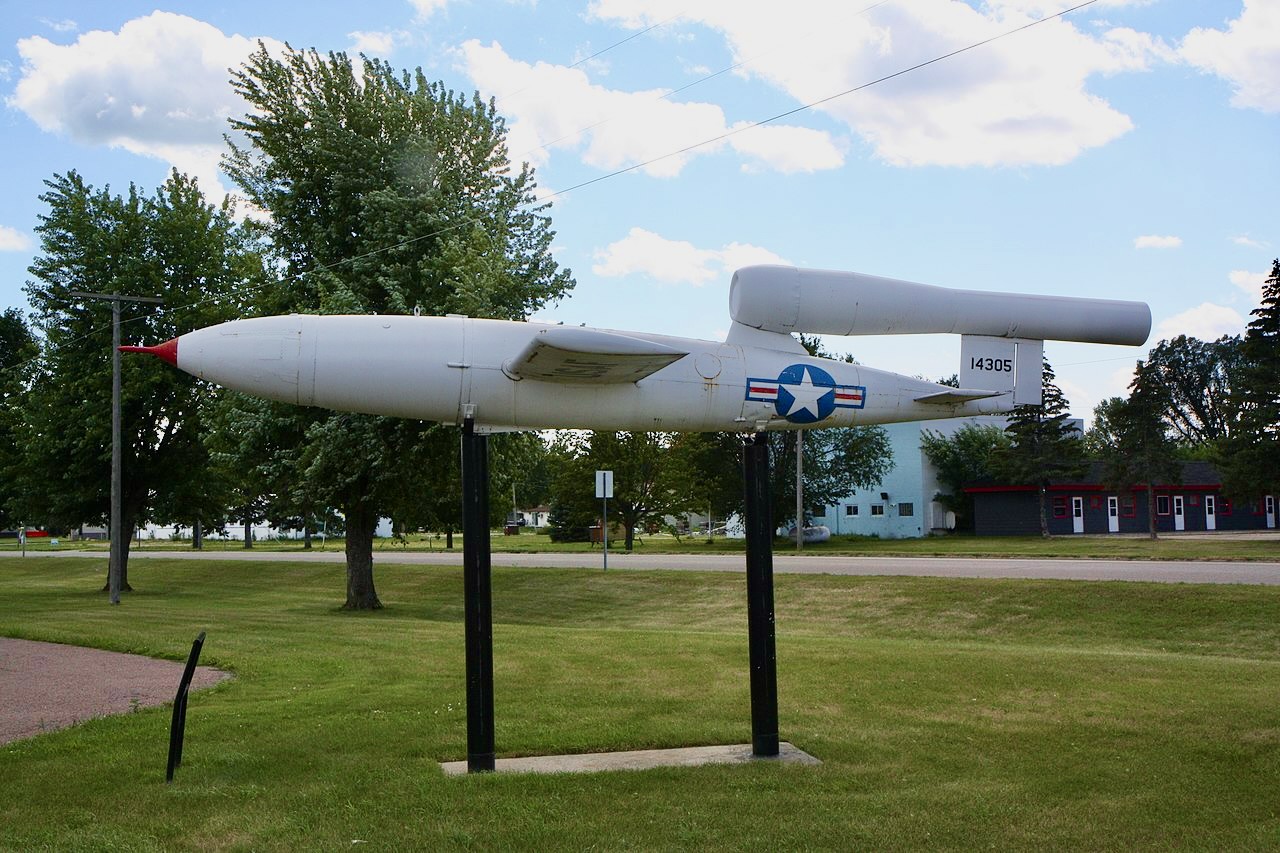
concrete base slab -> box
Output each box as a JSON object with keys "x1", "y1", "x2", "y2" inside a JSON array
[{"x1": 441, "y1": 742, "x2": 819, "y2": 776}]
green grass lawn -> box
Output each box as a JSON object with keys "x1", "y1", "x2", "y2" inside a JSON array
[
  {"x1": 6, "y1": 527, "x2": 1278, "y2": 561},
  {"x1": 2, "y1": 557, "x2": 1279, "y2": 849}
]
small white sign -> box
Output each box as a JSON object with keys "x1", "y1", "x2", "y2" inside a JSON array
[{"x1": 595, "y1": 470, "x2": 614, "y2": 499}]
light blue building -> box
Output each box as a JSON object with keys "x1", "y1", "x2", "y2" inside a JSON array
[{"x1": 812, "y1": 416, "x2": 1009, "y2": 539}]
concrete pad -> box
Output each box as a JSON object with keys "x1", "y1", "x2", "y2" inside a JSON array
[{"x1": 440, "y1": 742, "x2": 819, "y2": 776}]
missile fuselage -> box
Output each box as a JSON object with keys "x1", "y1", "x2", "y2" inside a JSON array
[
  {"x1": 157, "y1": 313, "x2": 1007, "y2": 431},
  {"x1": 125, "y1": 266, "x2": 1152, "y2": 432}
]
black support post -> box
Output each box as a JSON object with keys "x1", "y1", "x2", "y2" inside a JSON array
[
  {"x1": 166, "y1": 631, "x2": 206, "y2": 783},
  {"x1": 742, "y1": 432, "x2": 780, "y2": 757},
  {"x1": 461, "y1": 419, "x2": 496, "y2": 772}
]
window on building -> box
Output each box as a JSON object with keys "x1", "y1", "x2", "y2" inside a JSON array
[
  {"x1": 870, "y1": 504, "x2": 885, "y2": 517},
  {"x1": 899, "y1": 502, "x2": 914, "y2": 517},
  {"x1": 1052, "y1": 497, "x2": 1068, "y2": 518},
  {"x1": 1189, "y1": 494, "x2": 1200, "y2": 507},
  {"x1": 845, "y1": 505, "x2": 859, "y2": 517},
  {"x1": 1121, "y1": 496, "x2": 1137, "y2": 518},
  {"x1": 1156, "y1": 495, "x2": 1170, "y2": 516}
]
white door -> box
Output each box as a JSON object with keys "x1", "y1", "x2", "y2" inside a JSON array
[
  {"x1": 1072, "y1": 497, "x2": 1084, "y2": 534},
  {"x1": 1205, "y1": 495, "x2": 1216, "y2": 531},
  {"x1": 1173, "y1": 495, "x2": 1185, "y2": 531},
  {"x1": 1267, "y1": 495, "x2": 1276, "y2": 529},
  {"x1": 1107, "y1": 496, "x2": 1119, "y2": 533}
]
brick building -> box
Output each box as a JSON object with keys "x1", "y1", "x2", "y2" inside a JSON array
[{"x1": 967, "y1": 461, "x2": 1277, "y2": 536}]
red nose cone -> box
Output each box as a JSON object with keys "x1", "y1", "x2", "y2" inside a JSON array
[{"x1": 119, "y1": 337, "x2": 179, "y2": 367}]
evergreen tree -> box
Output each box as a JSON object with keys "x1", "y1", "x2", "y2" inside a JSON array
[
  {"x1": 991, "y1": 357, "x2": 1086, "y2": 537},
  {"x1": 220, "y1": 46, "x2": 573, "y2": 608},
  {"x1": 1220, "y1": 259, "x2": 1280, "y2": 502}
]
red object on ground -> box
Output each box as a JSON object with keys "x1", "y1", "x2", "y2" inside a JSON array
[{"x1": 119, "y1": 337, "x2": 179, "y2": 366}]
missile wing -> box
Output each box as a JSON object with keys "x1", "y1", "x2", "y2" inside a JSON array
[{"x1": 505, "y1": 327, "x2": 687, "y2": 383}]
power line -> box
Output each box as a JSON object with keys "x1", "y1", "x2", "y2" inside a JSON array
[
  {"x1": 2, "y1": 0, "x2": 1102, "y2": 380},
  {"x1": 493, "y1": 11, "x2": 685, "y2": 105},
  {"x1": 511, "y1": 1, "x2": 898, "y2": 164},
  {"x1": 546, "y1": 0, "x2": 1101, "y2": 198}
]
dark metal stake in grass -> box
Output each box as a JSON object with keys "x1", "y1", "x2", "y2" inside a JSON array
[
  {"x1": 166, "y1": 631, "x2": 206, "y2": 783},
  {"x1": 461, "y1": 419, "x2": 495, "y2": 772},
  {"x1": 743, "y1": 433, "x2": 780, "y2": 756}
]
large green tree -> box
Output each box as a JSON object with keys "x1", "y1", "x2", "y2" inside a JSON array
[
  {"x1": 0, "y1": 308, "x2": 38, "y2": 531},
  {"x1": 221, "y1": 46, "x2": 572, "y2": 607},
  {"x1": 15, "y1": 170, "x2": 263, "y2": 587},
  {"x1": 991, "y1": 358, "x2": 1086, "y2": 537},
  {"x1": 767, "y1": 336, "x2": 894, "y2": 532},
  {"x1": 1136, "y1": 334, "x2": 1243, "y2": 448},
  {"x1": 1097, "y1": 371, "x2": 1181, "y2": 539},
  {"x1": 665, "y1": 431, "x2": 743, "y2": 537},
  {"x1": 1220, "y1": 258, "x2": 1280, "y2": 501},
  {"x1": 548, "y1": 431, "x2": 687, "y2": 551},
  {"x1": 920, "y1": 423, "x2": 1011, "y2": 531},
  {"x1": 766, "y1": 426, "x2": 894, "y2": 532}
]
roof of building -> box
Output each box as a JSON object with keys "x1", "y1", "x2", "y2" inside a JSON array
[{"x1": 965, "y1": 459, "x2": 1224, "y2": 493}]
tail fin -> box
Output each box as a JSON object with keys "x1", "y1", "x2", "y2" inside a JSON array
[{"x1": 959, "y1": 335, "x2": 1043, "y2": 407}]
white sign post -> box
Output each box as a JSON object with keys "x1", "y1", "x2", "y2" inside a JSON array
[{"x1": 595, "y1": 470, "x2": 613, "y2": 571}]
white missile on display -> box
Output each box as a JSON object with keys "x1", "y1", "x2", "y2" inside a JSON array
[{"x1": 122, "y1": 265, "x2": 1152, "y2": 432}]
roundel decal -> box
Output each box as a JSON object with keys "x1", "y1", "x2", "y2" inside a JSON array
[{"x1": 745, "y1": 364, "x2": 866, "y2": 424}]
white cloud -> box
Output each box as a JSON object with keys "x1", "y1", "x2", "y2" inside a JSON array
[
  {"x1": 40, "y1": 18, "x2": 78, "y2": 33},
  {"x1": 1134, "y1": 234, "x2": 1181, "y2": 249},
  {"x1": 0, "y1": 226, "x2": 33, "y2": 252},
  {"x1": 727, "y1": 122, "x2": 846, "y2": 174},
  {"x1": 9, "y1": 12, "x2": 284, "y2": 199},
  {"x1": 1230, "y1": 270, "x2": 1266, "y2": 301},
  {"x1": 349, "y1": 30, "x2": 406, "y2": 57},
  {"x1": 1181, "y1": 0, "x2": 1280, "y2": 113},
  {"x1": 1156, "y1": 303, "x2": 1245, "y2": 340},
  {"x1": 408, "y1": 0, "x2": 450, "y2": 19},
  {"x1": 1232, "y1": 235, "x2": 1268, "y2": 249},
  {"x1": 589, "y1": 0, "x2": 1171, "y2": 168},
  {"x1": 456, "y1": 40, "x2": 844, "y2": 177},
  {"x1": 593, "y1": 227, "x2": 787, "y2": 285}
]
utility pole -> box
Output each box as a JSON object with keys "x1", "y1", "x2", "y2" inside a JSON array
[
  {"x1": 69, "y1": 291, "x2": 164, "y2": 605},
  {"x1": 795, "y1": 430, "x2": 804, "y2": 552}
]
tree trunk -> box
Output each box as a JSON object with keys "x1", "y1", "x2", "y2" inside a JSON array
[
  {"x1": 103, "y1": 504, "x2": 137, "y2": 593},
  {"x1": 243, "y1": 505, "x2": 253, "y2": 548},
  {"x1": 1038, "y1": 483, "x2": 1051, "y2": 538},
  {"x1": 193, "y1": 517, "x2": 203, "y2": 550},
  {"x1": 343, "y1": 500, "x2": 383, "y2": 610},
  {"x1": 446, "y1": 527, "x2": 453, "y2": 549},
  {"x1": 621, "y1": 508, "x2": 640, "y2": 551},
  {"x1": 1147, "y1": 485, "x2": 1158, "y2": 540},
  {"x1": 303, "y1": 524, "x2": 312, "y2": 550}
]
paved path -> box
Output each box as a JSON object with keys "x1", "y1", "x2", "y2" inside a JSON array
[
  {"x1": 15, "y1": 548, "x2": 1280, "y2": 585},
  {"x1": 0, "y1": 638, "x2": 229, "y2": 745}
]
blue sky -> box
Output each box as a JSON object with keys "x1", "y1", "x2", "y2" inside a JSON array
[{"x1": 1, "y1": 1, "x2": 1276, "y2": 421}]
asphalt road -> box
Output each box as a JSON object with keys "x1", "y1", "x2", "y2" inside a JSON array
[{"x1": 16, "y1": 548, "x2": 1280, "y2": 585}]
